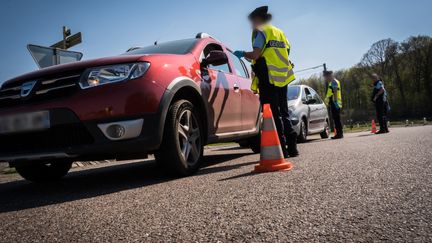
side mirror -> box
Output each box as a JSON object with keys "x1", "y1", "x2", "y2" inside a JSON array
[
  {"x1": 306, "y1": 94, "x2": 316, "y2": 104},
  {"x1": 307, "y1": 98, "x2": 317, "y2": 104},
  {"x1": 203, "y1": 50, "x2": 228, "y2": 66}
]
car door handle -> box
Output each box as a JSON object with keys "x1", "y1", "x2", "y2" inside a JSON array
[{"x1": 233, "y1": 83, "x2": 240, "y2": 91}]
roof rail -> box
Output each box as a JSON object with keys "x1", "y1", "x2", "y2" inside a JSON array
[
  {"x1": 126, "y1": 46, "x2": 142, "y2": 52},
  {"x1": 195, "y1": 32, "x2": 220, "y2": 42},
  {"x1": 195, "y1": 32, "x2": 211, "y2": 39}
]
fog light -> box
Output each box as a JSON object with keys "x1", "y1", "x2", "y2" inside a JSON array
[
  {"x1": 97, "y1": 119, "x2": 143, "y2": 141},
  {"x1": 106, "y1": 124, "x2": 126, "y2": 138}
]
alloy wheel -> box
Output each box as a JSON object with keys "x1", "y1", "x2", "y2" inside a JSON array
[
  {"x1": 301, "y1": 120, "x2": 307, "y2": 140},
  {"x1": 177, "y1": 110, "x2": 201, "y2": 166}
]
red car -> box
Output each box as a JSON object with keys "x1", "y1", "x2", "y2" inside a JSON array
[{"x1": 0, "y1": 33, "x2": 261, "y2": 182}]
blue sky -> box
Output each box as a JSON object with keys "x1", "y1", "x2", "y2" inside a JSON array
[{"x1": 0, "y1": 0, "x2": 431, "y2": 82}]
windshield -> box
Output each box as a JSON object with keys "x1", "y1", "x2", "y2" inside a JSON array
[
  {"x1": 288, "y1": 86, "x2": 300, "y2": 100},
  {"x1": 122, "y1": 38, "x2": 198, "y2": 55}
]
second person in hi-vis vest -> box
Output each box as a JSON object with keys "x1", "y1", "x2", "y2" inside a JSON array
[
  {"x1": 233, "y1": 6, "x2": 299, "y2": 158},
  {"x1": 324, "y1": 70, "x2": 344, "y2": 139}
]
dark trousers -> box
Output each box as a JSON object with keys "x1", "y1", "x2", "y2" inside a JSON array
[
  {"x1": 330, "y1": 101, "x2": 343, "y2": 136},
  {"x1": 260, "y1": 85, "x2": 296, "y2": 144},
  {"x1": 375, "y1": 99, "x2": 389, "y2": 131},
  {"x1": 254, "y1": 58, "x2": 296, "y2": 153}
]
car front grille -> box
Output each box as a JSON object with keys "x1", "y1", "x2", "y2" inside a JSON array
[
  {"x1": 0, "y1": 123, "x2": 94, "y2": 154},
  {"x1": 0, "y1": 73, "x2": 82, "y2": 108}
]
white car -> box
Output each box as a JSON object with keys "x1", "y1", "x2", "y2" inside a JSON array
[{"x1": 288, "y1": 85, "x2": 330, "y2": 142}]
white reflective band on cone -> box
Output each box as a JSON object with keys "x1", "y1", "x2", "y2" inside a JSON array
[{"x1": 260, "y1": 145, "x2": 284, "y2": 161}]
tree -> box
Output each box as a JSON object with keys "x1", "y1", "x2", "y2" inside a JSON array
[{"x1": 299, "y1": 35, "x2": 432, "y2": 122}]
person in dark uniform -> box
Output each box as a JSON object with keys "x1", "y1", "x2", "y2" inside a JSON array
[
  {"x1": 371, "y1": 73, "x2": 389, "y2": 134},
  {"x1": 233, "y1": 6, "x2": 298, "y2": 157},
  {"x1": 324, "y1": 70, "x2": 344, "y2": 139}
]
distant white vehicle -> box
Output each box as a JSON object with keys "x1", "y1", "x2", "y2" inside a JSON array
[{"x1": 288, "y1": 85, "x2": 330, "y2": 142}]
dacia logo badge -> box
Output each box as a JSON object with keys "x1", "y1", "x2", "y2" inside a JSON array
[{"x1": 20, "y1": 81, "x2": 37, "y2": 98}]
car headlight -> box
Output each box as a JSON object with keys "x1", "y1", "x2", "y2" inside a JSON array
[
  {"x1": 288, "y1": 106, "x2": 295, "y2": 114},
  {"x1": 79, "y1": 62, "x2": 150, "y2": 89}
]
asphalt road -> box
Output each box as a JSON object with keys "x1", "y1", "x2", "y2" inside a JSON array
[{"x1": 0, "y1": 126, "x2": 431, "y2": 242}]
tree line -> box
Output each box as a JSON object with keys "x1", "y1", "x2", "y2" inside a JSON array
[{"x1": 299, "y1": 35, "x2": 432, "y2": 122}]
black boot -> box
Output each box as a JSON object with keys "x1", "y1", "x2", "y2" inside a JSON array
[
  {"x1": 331, "y1": 129, "x2": 344, "y2": 139},
  {"x1": 287, "y1": 134, "x2": 299, "y2": 157},
  {"x1": 383, "y1": 116, "x2": 389, "y2": 133},
  {"x1": 281, "y1": 146, "x2": 289, "y2": 159},
  {"x1": 375, "y1": 130, "x2": 386, "y2": 134},
  {"x1": 331, "y1": 134, "x2": 344, "y2": 139}
]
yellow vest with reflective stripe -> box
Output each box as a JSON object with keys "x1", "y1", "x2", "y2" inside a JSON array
[
  {"x1": 251, "y1": 24, "x2": 295, "y2": 93},
  {"x1": 326, "y1": 79, "x2": 342, "y2": 108}
]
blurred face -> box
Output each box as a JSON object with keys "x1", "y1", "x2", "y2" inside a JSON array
[
  {"x1": 324, "y1": 74, "x2": 333, "y2": 82},
  {"x1": 372, "y1": 74, "x2": 379, "y2": 82},
  {"x1": 250, "y1": 17, "x2": 265, "y2": 29}
]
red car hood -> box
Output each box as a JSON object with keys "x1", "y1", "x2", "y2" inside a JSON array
[{"x1": 2, "y1": 55, "x2": 146, "y2": 86}]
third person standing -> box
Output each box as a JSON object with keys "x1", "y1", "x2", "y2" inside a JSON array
[{"x1": 324, "y1": 70, "x2": 344, "y2": 139}]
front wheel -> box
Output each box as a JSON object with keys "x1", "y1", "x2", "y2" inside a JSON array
[
  {"x1": 248, "y1": 133, "x2": 261, "y2": 154},
  {"x1": 15, "y1": 160, "x2": 73, "y2": 182},
  {"x1": 155, "y1": 100, "x2": 203, "y2": 176},
  {"x1": 297, "y1": 119, "x2": 308, "y2": 143}
]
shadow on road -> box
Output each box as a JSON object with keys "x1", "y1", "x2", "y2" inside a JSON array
[
  {"x1": 219, "y1": 171, "x2": 256, "y2": 181},
  {"x1": 199, "y1": 159, "x2": 256, "y2": 176},
  {"x1": 0, "y1": 152, "x2": 251, "y2": 213},
  {"x1": 355, "y1": 133, "x2": 375, "y2": 137},
  {"x1": 210, "y1": 146, "x2": 244, "y2": 151},
  {"x1": 298, "y1": 137, "x2": 336, "y2": 145}
]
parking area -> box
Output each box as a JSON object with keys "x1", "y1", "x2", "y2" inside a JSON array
[{"x1": 0, "y1": 126, "x2": 431, "y2": 242}]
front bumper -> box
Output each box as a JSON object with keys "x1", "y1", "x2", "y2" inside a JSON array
[
  {"x1": 0, "y1": 108, "x2": 162, "y2": 164},
  {"x1": 289, "y1": 109, "x2": 301, "y2": 135}
]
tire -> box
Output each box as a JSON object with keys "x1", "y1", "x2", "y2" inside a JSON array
[
  {"x1": 320, "y1": 120, "x2": 330, "y2": 139},
  {"x1": 248, "y1": 133, "x2": 261, "y2": 154},
  {"x1": 238, "y1": 141, "x2": 250, "y2": 148},
  {"x1": 155, "y1": 99, "x2": 203, "y2": 176},
  {"x1": 237, "y1": 134, "x2": 260, "y2": 153},
  {"x1": 15, "y1": 160, "x2": 72, "y2": 182},
  {"x1": 297, "y1": 118, "x2": 308, "y2": 143}
]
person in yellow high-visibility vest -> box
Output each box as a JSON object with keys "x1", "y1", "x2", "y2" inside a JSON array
[
  {"x1": 371, "y1": 73, "x2": 390, "y2": 134},
  {"x1": 233, "y1": 6, "x2": 298, "y2": 157},
  {"x1": 324, "y1": 70, "x2": 344, "y2": 139}
]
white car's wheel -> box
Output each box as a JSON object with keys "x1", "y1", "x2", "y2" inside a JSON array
[{"x1": 297, "y1": 119, "x2": 308, "y2": 143}]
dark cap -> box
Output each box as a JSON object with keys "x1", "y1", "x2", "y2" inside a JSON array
[
  {"x1": 323, "y1": 70, "x2": 333, "y2": 76},
  {"x1": 248, "y1": 6, "x2": 272, "y2": 21}
]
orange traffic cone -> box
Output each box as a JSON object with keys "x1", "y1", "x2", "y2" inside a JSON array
[
  {"x1": 253, "y1": 104, "x2": 293, "y2": 173},
  {"x1": 371, "y1": 119, "x2": 377, "y2": 133}
]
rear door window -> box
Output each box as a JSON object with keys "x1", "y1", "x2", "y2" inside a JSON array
[
  {"x1": 239, "y1": 59, "x2": 250, "y2": 78},
  {"x1": 227, "y1": 51, "x2": 248, "y2": 78}
]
